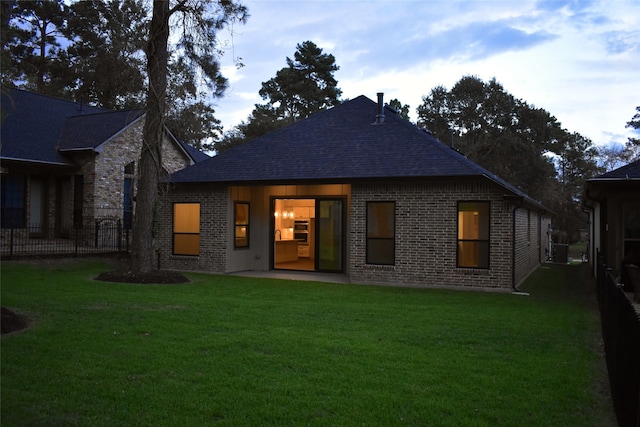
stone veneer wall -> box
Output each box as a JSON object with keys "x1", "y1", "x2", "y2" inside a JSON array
[
  {"x1": 156, "y1": 183, "x2": 228, "y2": 273},
  {"x1": 90, "y1": 117, "x2": 191, "y2": 221},
  {"x1": 349, "y1": 179, "x2": 515, "y2": 290}
]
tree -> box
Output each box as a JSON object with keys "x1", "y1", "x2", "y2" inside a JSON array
[
  {"x1": 416, "y1": 85, "x2": 451, "y2": 137},
  {"x1": 415, "y1": 75, "x2": 603, "y2": 243},
  {"x1": 62, "y1": 0, "x2": 148, "y2": 109},
  {"x1": 388, "y1": 98, "x2": 410, "y2": 121},
  {"x1": 216, "y1": 40, "x2": 341, "y2": 151},
  {"x1": 3, "y1": 0, "x2": 231, "y2": 149},
  {"x1": 555, "y1": 132, "x2": 601, "y2": 242},
  {"x1": 131, "y1": 0, "x2": 247, "y2": 273},
  {"x1": 165, "y1": 57, "x2": 223, "y2": 151},
  {"x1": 597, "y1": 143, "x2": 631, "y2": 172},
  {"x1": 1, "y1": 0, "x2": 68, "y2": 95},
  {"x1": 416, "y1": 76, "x2": 559, "y2": 200},
  {"x1": 626, "y1": 105, "x2": 640, "y2": 159}
]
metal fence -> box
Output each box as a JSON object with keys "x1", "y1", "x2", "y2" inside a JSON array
[
  {"x1": 1, "y1": 219, "x2": 130, "y2": 259},
  {"x1": 596, "y1": 264, "x2": 640, "y2": 427}
]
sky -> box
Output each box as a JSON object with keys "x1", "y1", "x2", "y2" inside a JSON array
[{"x1": 210, "y1": 0, "x2": 640, "y2": 148}]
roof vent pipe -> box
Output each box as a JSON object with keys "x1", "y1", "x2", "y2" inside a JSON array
[{"x1": 375, "y1": 92, "x2": 385, "y2": 124}]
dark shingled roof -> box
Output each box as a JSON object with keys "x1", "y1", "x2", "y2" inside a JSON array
[
  {"x1": 177, "y1": 139, "x2": 211, "y2": 163},
  {"x1": 1, "y1": 88, "x2": 108, "y2": 165},
  {"x1": 58, "y1": 109, "x2": 145, "y2": 151},
  {"x1": 169, "y1": 95, "x2": 543, "y2": 208},
  {"x1": 1, "y1": 88, "x2": 209, "y2": 165},
  {"x1": 594, "y1": 159, "x2": 640, "y2": 180}
]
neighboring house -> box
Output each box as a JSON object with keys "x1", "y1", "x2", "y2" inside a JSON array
[
  {"x1": 584, "y1": 159, "x2": 640, "y2": 283},
  {"x1": 158, "y1": 93, "x2": 551, "y2": 291},
  {"x1": 1, "y1": 88, "x2": 207, "y2": 242}
]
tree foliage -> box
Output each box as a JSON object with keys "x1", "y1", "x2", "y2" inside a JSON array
[
  {"x1": 417, "y1": 76, "x2": 563, "y2": 200},
  {"x1": 130, "y1": 0, "x2": 247, "y2": 273},
  {"x1": 417, "y1": 75, "x2": 601, "y2": 243},
  {"x1": 62, "y1": 0, "x2": 148, "y2": 109},
  {"x1": 626, "y1": 105, "x2": 640, "y2": 159},
  {"x1": 0, "y1": 0, "x2": 67, "y2": 94},
  {"x1": 1, "y1": 0, "x2": 235, "y2": 149},
  {"x1": 216, "y1": 40, "x2": 341, "y2": 152},
  {"x1": 388, "y1": 98, "x2": 411, "y2": 121}
]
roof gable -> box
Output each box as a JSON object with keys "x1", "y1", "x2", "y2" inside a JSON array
[
  {"x1": 171, "y1": 96, "x2": 490, "y2": 182},
  {"x1": 57, "y1": 110, "x2": 145, "y2": 151},
  {"x1": 1, "y1": 88, "x2": 109, "y2": 164},
  {"x1": 169, "y1": 95, "x2": 542, "y2": 207},
  {"x1": 1, "y1": 88, "x2": 210, "y2": 166}
]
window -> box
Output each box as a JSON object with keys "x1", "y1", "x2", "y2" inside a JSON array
[
  {"x1": 1, "y1": 175, "x2": 25, "y2": 228},
  {"x1": 458, "y1": 202, "x2": 490, "y2": 268},
  {"x1": 173, "y1": 203, "x2": 200, "y2": 255},
  {"x1": 624, "y1": 203, "x2": 640, "y2": 258},
  {"x1": 73, "y1": 175, "x2": 84, "y2": 229},
  {"x1": 234, "y1": 202, "x2": 249, "y2": 248},
  {"x1": 366, "y1": 202, "x2": 395, "y2": 265},
  {"x1": 123, "y1": 162, "x2": 135, "y2": 230}
]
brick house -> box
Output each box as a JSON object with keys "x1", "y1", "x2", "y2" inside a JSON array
[
  {"x1": 158, "y1": 93, "x2": 551, "y2": 291},
  {"x1": 1, "y1": 88, "x2": 208, "y2": 243},
  {"x1": 584, "y1": 159, "x2": 640, "y2": 284}
]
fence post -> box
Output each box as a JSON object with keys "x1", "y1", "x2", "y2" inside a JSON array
[
  {"x1": 75, "y1": 227, "x2": 79, "y2": 256},
  {"x1": 9, "y1": 228, "x2": 15, "y2": 258},
  {"x1": 117, "y1": 219, "x2": 122, "y2": 252}
]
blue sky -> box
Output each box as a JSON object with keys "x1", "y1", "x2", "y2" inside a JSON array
[{"x1": 213, "y1": 0, "x2": 640, "y2": 147}]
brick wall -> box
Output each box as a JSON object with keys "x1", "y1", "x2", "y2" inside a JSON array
[
  {"x1": 154, "y1": 178, "x2": 546, "y2": 291},
  {"x1": 91, "y1": 117, "x2": 190, "y2": 220},
  {"x1": 513, "y1": 208, "x2": 548, "y2": 286},
  {"x1": 156, "y1": 183, "x2": 228, "y2": 273},
  {"x1": 349, "y1": 179, "x2": 514, "y2": 290}
]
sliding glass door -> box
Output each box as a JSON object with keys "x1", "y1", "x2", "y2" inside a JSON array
[{"x1": 316, "y1": 199, "x2": 344, "y2": 272}]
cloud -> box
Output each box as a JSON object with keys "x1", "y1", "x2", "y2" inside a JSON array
[{"x1": 212, "y1": 0, "x2": 640, "y2": 147}]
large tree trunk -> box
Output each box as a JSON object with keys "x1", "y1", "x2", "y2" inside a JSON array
[{"x1": 131, "y1": 0, "x2": 170, "y2": 273}]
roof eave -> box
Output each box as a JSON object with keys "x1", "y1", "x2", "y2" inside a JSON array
[{"x1": 0, "y1": 156, "x2": 74, "y2": 167}]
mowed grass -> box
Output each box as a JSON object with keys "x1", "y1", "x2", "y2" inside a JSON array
[{"x1": 1, "y1": 260, "x2": 613, "y2": 426}]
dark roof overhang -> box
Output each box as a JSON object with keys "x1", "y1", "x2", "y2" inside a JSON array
[{"x1": 584, "y1": 177, "x2": 640, "y2": 203}]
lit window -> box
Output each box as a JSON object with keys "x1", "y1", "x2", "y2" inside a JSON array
[
  {"x1": 234, "y1": 202, "x2": 249, "y2": 248},
  {"x1": 366, "y1": 202, "x2": 395, "y2": 265},
  {"x1": 458, "y1": 202, "x2": 490, "y2": 268},
  {"x1": 173, "y1": 203, "x2": 200, "y2": 255}
]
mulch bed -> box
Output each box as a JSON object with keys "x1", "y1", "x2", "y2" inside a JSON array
[
  {"x1": 95, "y1": 269, "x2": 190, "y2": 284},
  {"x1": 1, "y1": 307, "x2": 28, "y2": 334}
]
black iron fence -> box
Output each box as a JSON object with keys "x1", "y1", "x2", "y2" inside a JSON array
[
  {"x1": 597, "y1": 264, "x2": 640, "y2": 427},
  {"x1": 1, "y1": 219, "x2": 130, "y2": 259}
]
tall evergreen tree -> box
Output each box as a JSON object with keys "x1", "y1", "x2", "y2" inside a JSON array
[
  {"x1": 1, "y1": 0, "x2": 67, "y2": 95},
  {"x1": 63, "y1": 0, "x2": 148, "y2": 109},
  {"x1": 217, "y1": 40, "x2": 341, "y2": 151}
]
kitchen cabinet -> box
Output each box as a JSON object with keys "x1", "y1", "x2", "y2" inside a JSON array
[
  {"x1": 293, "y1": 207, "x2": 309, "y2": 218},
  {"x1": 275, "y1": 240, "x2": 298, "y2": 263},
  {"x1": 298, "y1": 244, "x2": 310, "y2": 258}
]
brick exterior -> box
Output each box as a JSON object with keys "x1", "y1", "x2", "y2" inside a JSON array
[
  {"x1": 1, "y1": 116, "x2": 192, "y2": 240},
  {"x1": 155, "y1": 178, "x2": 548, "y2": 291},
  {"x1": 89, "y1": 117, "x2": 190, "y2": 220},
  {"x1": 350, "y1": 179, "x2": 513, "y2": 290},
  {"x1": 157, "y1": 183, "x2": 228, "y2": 273}
]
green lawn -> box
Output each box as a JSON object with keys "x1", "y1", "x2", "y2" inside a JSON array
[{"x1": 1, "y1": 260, "x2": 614, "y2": 426}]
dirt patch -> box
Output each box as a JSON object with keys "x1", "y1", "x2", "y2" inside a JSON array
[
  {"x1": 1, "y1": 307, "x2": 28, "y2": 334},
  {"x1": 95, "y1": 269, "x2": 190, "y2": 284}
]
